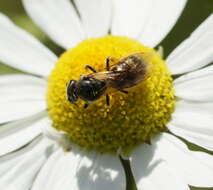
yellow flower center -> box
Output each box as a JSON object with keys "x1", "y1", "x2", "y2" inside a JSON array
[{"x1": 47, "y1": 36, "x2": 175, "y2": 154}]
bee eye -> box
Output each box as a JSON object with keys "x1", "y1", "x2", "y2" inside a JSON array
[{"x1": 66, "y1": 80, "x2": 78, "y2": 103}]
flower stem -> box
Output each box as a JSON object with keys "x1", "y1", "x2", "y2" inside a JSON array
[{"x1": 119, "y1": 156, "x2": 138, "y2": 190}]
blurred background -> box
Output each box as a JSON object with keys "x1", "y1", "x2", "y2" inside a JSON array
[{"x1": 0, "y1": 0, "x2": 212, "y2": 189}]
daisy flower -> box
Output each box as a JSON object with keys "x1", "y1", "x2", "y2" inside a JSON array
[{"x1": 0, "y1": 0, "x2": 213, "y2": 190}]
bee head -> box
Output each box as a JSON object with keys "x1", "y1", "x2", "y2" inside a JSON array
[{"x1": 66, "y1": 80, "x2": 79, "y2": 104}]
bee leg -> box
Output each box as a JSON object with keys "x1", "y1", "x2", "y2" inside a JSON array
[
  {"x1": 85, "y1": 65, "x2": 97, "y2": 73},
  {"x1": 119, "y1": 89, "x2": 128, "y2": 94},
  {"x1": 106, "y1": 94, "x2": 110, "y2": 106},
  {"x1": 105, "y1": 56, "x2": 119, "y2": 71},
  {"x1": 105, "y1": 57, "x2": 111, "y2": 71},
  {"x1": 84, "y1": 102, "x2": 90, "y2": 109}
]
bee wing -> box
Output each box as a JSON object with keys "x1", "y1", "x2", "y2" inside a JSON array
[
  {"x1": 132, "y1": 52, "x2": 156, "y2": 72},
  {"x1": 88, "y1": 71, "x2": 124, "y2": 80}
]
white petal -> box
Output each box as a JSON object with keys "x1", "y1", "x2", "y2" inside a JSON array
[
  {"x1": 138, "y1": 0, "x2": 187, "y2": 47},
  {"x1": 74, "y1": 0, "x2": 112, "y2": 38},
  {"x1": 174, "y1": 65, "x2": 213, "y2": 102},
  {"x1": 167, "y1": 14, "x2": 213, "y2": 74},
  {"x1": 0, "y1": 74, "x2": 47, "y2": 102},
  {"x1": 111, "y1": 0, "x2": 186, "y2": 48},
  {"x1": 32, "y1": 148, "x2": 125, "y2": 190},
  {"x1": 22, "y1": 0, "x2": 84, "y2": 49},
  {"x1": 0, "y1": 113, "x2": 50, "y2": 156},
  {"x1": 42, "y1": 120, "x2": 73, "y2": 150},
  {"x1": 111, "y1": 0, "x2": 152, "y2": 39},
  {"x1": 130, "y1": 137, "x2": 189, "y2": 190},
  {"x1": 0, "y1": 14, "x2": 57, "y2": 77},
  {"x1": 191, "y1": 151, "x2": 213, "y2": 171},
  {"x1": 0, "y1": 136, "x2": 55, "y2": 190},
  {"x1": 0, "y1": 101, "x2": 46, "y2": 124},
  {"x1": 131, "y1": 133, "x2": 213, "y2": 188},
  {"x1": 0, "y1": 74, "x2": 47, "y2": 123},
  {"x1": 168, "y1": 100, "x2": 213, "y2": 151}
]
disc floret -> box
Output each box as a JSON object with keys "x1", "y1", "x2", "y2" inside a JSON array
[{"x1": 47, "y1": 36, "x2": 175, "y2": 153}]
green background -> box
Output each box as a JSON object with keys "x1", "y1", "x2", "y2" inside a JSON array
[{"x1": 0, "y1": 0, "x2": 213, "y2": 190}]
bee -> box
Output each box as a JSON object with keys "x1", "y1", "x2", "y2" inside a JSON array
[{"x1": 66, "y1": 53, "x2": 151, "y2": 108}]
